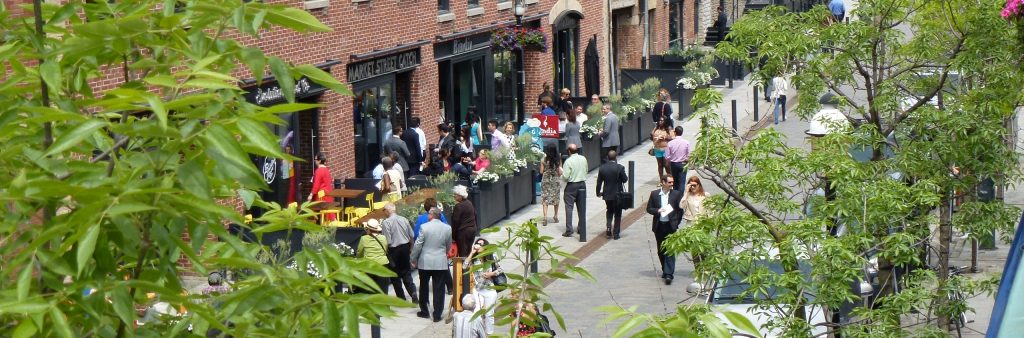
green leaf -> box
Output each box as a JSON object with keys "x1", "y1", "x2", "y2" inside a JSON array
[
  {"x1": 0, "y1": 299, "x2": 49, "y2": 315},
  {"x1": 263, "y1": 7, "x2": 331, "y2": 33},
  {"x1": 141, "y1": 92, "x2": 168, "y2": 129},
  {"x1": 48, "y1": 306, "x2": 73, "y2": 338},
  {"x1": 144, "y1": 75, "x2": 178, "y2": 88},
  {"x1": 239, "y1": 48, "x2": 266, "y2": 84},
  {"x1": 236, "y1": 117, "x2": 284, "y2": 157},
  {"x1": 44, "y1": 119, "x2": 107, "y2": 157},
  {"x1": 184, "y1": 78, "x2": 237, "y2": 90},
  {"x1": 295, "y1": 64, "x2": 351, "y2": 96},
  {"x1": 39, "y1": 60, "x2": 61, "y2": 93},
  {"x1": 107, "y1": 203, "x2": 157, "y2": 216},
  {"x1": 267, "y1": 57, "x2": 294, "y2": 103},
  {"x1": 76, "y1": 223, "x2": 100, "y2": 276},
  {"x1": 110, "y1": 286, "x2": 134, "y2": 326},
  {"x1": 12, "y1": 319, "x2": 37, "y2": 338},
  {"x1": 17, "y1": 259, "x2": 32, "y2": 301},
  {"x1": 723, "y1": 311, "x2": 762, "y2": 338},
  {"x1": 323, "y1": 300, "x2": 340, "y2": 337}
]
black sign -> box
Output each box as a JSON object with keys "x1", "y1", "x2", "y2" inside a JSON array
[
  {"x1": 241, "y1": 60, "x2": 339, "y2": 106},
  {"x1": 433, "y1": 33, "x2": 492, "y2": 60},
  {"x1": 261, "y1": 156, "x2": 277, "y2": 184},
  {"x1": 347, "y1": 49, "x2": 421, "y2": 83}
]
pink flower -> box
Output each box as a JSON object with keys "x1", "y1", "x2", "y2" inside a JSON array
[{"x1": 1005, "y1": 0, "x2": 1024, "y2": 20}]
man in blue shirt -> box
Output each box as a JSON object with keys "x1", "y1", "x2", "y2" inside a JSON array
[
  {"x1": 829, "y1": 0, "x2": 846, "y2": 23},
  {"x1": 414, "y1": 198, "x2": 449, "y2": 239}
]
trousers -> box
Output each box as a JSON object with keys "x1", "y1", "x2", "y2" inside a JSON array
[
  {"x1": 604, "y1": 199, "x2": 622, "y2": 236},
  {"x1": 418, "y1": 269, "x2": 447, "y2": 320},
  {"x1": 388, "y1": 243, "x2": 417, "y2": 300},
  {"x1": 654, "y1": 223, "x2": 677, "y2": 279},
  {"x1": 563, "y1": 181, "x2": 586, "y2": 234},
  {"x1": 670, "y1": 162, "x2": 688, "y2": 191}
]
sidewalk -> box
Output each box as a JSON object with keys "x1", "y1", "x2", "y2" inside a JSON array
[{"x1": 356, "y1": 76, "x2": 783, "y2": 337}]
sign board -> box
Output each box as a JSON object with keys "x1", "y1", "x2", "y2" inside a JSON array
[
  {"x1": 346, "y1": 49, "x2": 421, "y2": 83},
  {"x1": 534, "y1": 114, "x2": 560, "y2": 138}
]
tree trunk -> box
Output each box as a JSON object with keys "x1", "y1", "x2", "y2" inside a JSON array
[{"x1": 936, "y1": 196, "x2": 952, "y2": 331}]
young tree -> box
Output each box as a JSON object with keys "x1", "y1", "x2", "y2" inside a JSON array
[
  {"x1": 0, "y1": 1, "x2": 406, "y2": 336},
  {"x1": 616, "y1": 1, "x2": 1021, "y2": 336}
]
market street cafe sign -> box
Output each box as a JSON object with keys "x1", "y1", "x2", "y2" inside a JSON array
[{"x1": 347, "y1": 49, "x2": 421, "y2": 83}]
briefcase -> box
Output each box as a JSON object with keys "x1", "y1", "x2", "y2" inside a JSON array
[{"x1": 617, "y1": 190, "x2": 634, "y2": 210}]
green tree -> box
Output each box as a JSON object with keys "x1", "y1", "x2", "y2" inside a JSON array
[
  {"x1": 0, "y1": 1, "x2": 407, "y2": 336},
  {"x1": 616, "y1": 1, "x2": 1021, "y2": 336}
]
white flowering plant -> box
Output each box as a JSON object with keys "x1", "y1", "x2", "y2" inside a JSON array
[
  {"x1": 473, "y1": 170, "x2": 501, "y2": 183},
  {"x1": 287, "y1": 242, "x2": 356, "y2": 279}
]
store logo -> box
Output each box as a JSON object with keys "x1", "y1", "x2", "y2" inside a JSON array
[
  {"x1": 453, "y1": 38, "x2": 474, "y2": 55},
  {"x1": 262, "y1": 157, "x2": 277, "y2": 184},
  {"x1": 254, "y1": 78, "x2": 313, "y2": 105}
]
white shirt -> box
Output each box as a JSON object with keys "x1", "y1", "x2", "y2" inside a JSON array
[
  {"x1": 413, "y1": 127, "x2": 427, "y2": 159},
  {"x1": 371, "y1": 164, "x2": 384, "y2": 180},
  {"x1": 659, "y1": 189, "x2": 672, "y2": 222},
  {"x1": 771, "y1": 76, "x2": 789, "y2": 99}
]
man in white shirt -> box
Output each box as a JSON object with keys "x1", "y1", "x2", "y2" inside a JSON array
[{"x1": 645, "y1": 175, "x2": 684, "y2": 285}]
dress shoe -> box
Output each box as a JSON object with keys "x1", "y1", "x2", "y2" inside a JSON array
[
  {"x1": 433, "y1": 317, "x2": 442, "y2": 323},
  {"x1": 663, "y1": 277, "x2": 673, "y2": 285},
  {"x1": 410, "y1": 294, "x2": 419, "y2": 303},
  {"x1": 561, "y1": 232, "x2": 573, "y2": 237},
  {"x1": 614, "y1": 234, "x2": 621, "y2": 240},
  {"x1": 416, "y1": 311, "x2": 430, "y2": 319}
]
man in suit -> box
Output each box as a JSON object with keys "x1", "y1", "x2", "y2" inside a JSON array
[
  {"x1": 598, "y1": 104, "x2": 620, "y2": 163},
  {"x1": 410, "y1": 207, "x2": 452, "y2": 322},
  {"x1": 437, "y1": 123, "x2": 460, "y2": 159},
  {"x1": 596, "y1": 150, "x2": 628, "y2": 239},
  {"x1": 646, "y1": 175, "x2": 684, "y2": 285},
  {"x1": 401, "y1": 119, "x2": 424, "y2": 175},
  {"x1": 383, "y1": 125, "x2": 411, "y2": 174}
]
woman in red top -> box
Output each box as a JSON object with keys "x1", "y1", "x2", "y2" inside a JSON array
[{"x1": 306, "y1": 153, "x2": 335, "y2": 220}]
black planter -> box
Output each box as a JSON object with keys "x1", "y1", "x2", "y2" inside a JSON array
[
  {"x1": 619, "y1": 116, "x2": 642, "y2": 152},
  {"x1": 581, "y1": 136, "x2": 602, "y2": 171},
  {"x1": 473, "y1": 177, "x2": 508, "y2": 229},
  {"x1": 639, "y1": 108, "x2": 655, "y2": 143},
  {"x1": 507, "y1": 168, "x2": 535, "y2": 215},
  {"x1": 678, "y1": 89, "x2": 696, "y2": 120}
]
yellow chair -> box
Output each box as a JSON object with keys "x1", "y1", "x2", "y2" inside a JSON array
[
  {"x1": 317, "y1": 191, "x2": 341, "y2": 225},
  {"x1": 326, "y1": 220, "x2": 349, "y2": 227},
  {"x1": 368, "y1": 192, "x2": 388, "y2": 210}
]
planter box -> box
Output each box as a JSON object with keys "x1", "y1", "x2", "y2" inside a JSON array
[
  {"x1": 507, "y1": 168, "x2": 536, "y2": 215},
  {"x1": 581, "y1": 135, "x2": 602, "y2": 171},
  {"x1": 678, "y1": 89, "x2": 696, "y2": 120},
  {"x1": 619, "y1": 115, "x2": 642, "y2": 152},
  {"x1": 472, "y1": 177, "x2": 508, "y2": 229},
  {"x1": 639, "y1": 108, "x2": 655, "y2": 143}
]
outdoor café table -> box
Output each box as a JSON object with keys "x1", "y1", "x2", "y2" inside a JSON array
[{"x1": 327, "y1": 188, "x2": 366, "y2": 209}]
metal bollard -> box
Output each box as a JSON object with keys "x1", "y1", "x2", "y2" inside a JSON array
[
  {"x1": 579, "y1": 186, "x2": 587, "y2": 242},
  {"x1": 530, "y1": 246, "x2": 538, "y2": 273},
  {"x1": 753, "y1": 87, "x2": 759, "y2": 121},
  {"x1": 731, "y1": 100, "x2": 738, "y2": 133}
]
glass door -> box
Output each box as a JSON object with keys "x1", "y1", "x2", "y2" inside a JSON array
[
  {"x1": 554, "y1": 18, "x2": 579, "y2": 96},
  {"x1": 353, "y1": 79, "x2": 396, "y2": 177}
]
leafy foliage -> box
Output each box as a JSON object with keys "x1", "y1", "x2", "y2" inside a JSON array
[{"x1": 0, "y1": 1, "x2": 408, "y2": 336}]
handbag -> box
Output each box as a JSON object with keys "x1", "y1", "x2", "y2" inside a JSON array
[
  {"x1": 617, "y1": 182, "x2": 634, "y2": 210},
  {"x1": 447, "y1": 242, "x2": 458, "y2": 259},
  {"x1": 379, "y1": 172, "x2": 393, "y2": 195},
  {"x1": 647, "y1": 148, "x2": 655, "y2": 156},
  {"x1": 490, "y1": 263, "x2": 508, "y2": 287},
  {"x1": 369, "y1": 235, "x2": 395, "y2": 270}
]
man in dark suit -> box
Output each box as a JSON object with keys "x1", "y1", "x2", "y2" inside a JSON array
[
  {"x1": 646, "y1": 175, "x2": 684, "y2": 285},
  {"x1": 437, "y1": 123, "x2": 460, "y2": 159},
  {"x1": 401, "y1": 120, "x2": 424, "y2": 175},
  {"x1": 596, "y1": 151, "x2": 628, "y2": 239},
  {"x1": 383, "y1": 125, "x2": 411, "y2": 174}
]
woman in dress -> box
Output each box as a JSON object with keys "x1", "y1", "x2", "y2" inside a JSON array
[
  {"x1": 539, "y1": 145, "x2": 562, "y2": 226},
  {"x1": 469, "y1": 238, "x2": 502, "y2": 334},
  {"x1": 651, "y1": 119, "x2": 672, "y2": 178},
  {"x1": 564, "y1": 111, "x2": 582, "y2": 150},
  {"x1": 382, "y1": 157, "x2": 405, "y2": 200},
  {"x1": 473, "y1": 149, "x2": 491, "y2": 174},
  {"x1": 306, "y1": 152, "x2": 335, "y2": 221},
  {"x1": 503, "y1": 122, "x2": 517, "y2": 149},
  {"x1": 682, "y1": 176, "x2": 707, "y2": 224}
]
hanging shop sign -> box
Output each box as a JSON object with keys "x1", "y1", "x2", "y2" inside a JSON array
[
  {"x1": 242, "y1": 60, "x2": 339, "y2": 106},
  {"x1": 347, "y1": 49, "x2": 421, "y2": 83},
  {"x1": 434, "y1": 33, "x2": 492, "y2": 60}
]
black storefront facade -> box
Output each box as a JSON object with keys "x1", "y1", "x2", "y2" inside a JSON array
[{"x1": 348, "y1": 44, "x2": 424, "y2": 178}]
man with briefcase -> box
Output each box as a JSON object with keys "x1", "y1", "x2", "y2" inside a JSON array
[{"x1": 595, "y1": 151, "x2": 629, "y2": 240}]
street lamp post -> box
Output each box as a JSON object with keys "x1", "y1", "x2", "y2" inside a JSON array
[{"x1": 514, "y1": 0, "x2": 526, "y2": 123}]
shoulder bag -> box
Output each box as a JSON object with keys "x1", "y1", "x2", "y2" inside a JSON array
[
  {"x1": 369, "y1": 235, "x2": 395, "y2": 270},
  {"x1": 490, "y1": 263, "x2": 508, "y2": 287},
  {"x1": 616, "y1": 176, "x2": 634, "y2": 210},
  {"x1": 379, "y1": 172, "x2": 393, "y2": 195}
]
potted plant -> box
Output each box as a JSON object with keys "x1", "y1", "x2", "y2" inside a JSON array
[
  {"x1": 663, "y1": 45, "x2": 706, "y2": 65},
  {"x1": 492, "y1": 26, "x2": 548, "y2": 52},
  {"x1": 676, "y1": 61, "x2": 717, "y2": 119}
]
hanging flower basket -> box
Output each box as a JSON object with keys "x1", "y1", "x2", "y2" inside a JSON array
[
  {"x1": 492, "y1": 26, "x2": 547, "y2": 52},
  {"x1": 1004, "y1": 0, "x2": 1024, "y2": 46}
]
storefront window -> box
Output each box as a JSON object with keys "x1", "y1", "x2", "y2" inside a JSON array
[
  {"x1": 353, "y1": 82, "x2": 395, "y2": 177},
  {"x1": 493, "y1": 50, "x2": 516, "y2": 124},
  {"x1": 669, "y1": 1, "x2": 684, "y2": 49}
]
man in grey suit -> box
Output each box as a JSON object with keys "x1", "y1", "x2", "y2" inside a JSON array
[
  {"x1": 598, "y1": 103, "x2": 620, "y2": 163},
  {"x1": 410, "y1": 207, "x2": 452, "y2": 322},
  {"x1": 383, "y1": 125, "x2": 411, "y2": 174}
]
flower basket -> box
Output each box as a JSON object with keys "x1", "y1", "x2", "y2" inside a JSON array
[{"x1": 492, "y1": 26, "x2": 547, "y2": 52}]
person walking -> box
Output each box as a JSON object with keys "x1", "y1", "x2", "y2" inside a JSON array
[
  {"x1": 596, "y1": 150, "x2": 628, "y2": 239},
  {"x1": 829, "y1": 0, "x2": 846, "y2": 23},
  {"x1": 356, "y1": 219, "x2": 391, "y2": 293},
  {"x1": 451, "y1": 185, "x2": 477, "y2": 258},
  {"x1": 540, "y1": 145, "x2": 562, "y2": 226},
  {"x1": 652, "y1": 89, "x2": 674, "y2": 127},
  {"x1": 664, "y1": 126, "x2": 691, "y2": 191},
  {"x1": 563, "y1": 112, "x2": 582, "y2": 151},
  {"x1": 469, "y1": 238, "x2": 502, "y2": 334},
  {"x1": 411, "y1": 207, "x2": 452, "y2": 322},
  {"x1": 307, "y1": 153, "x2": 335, "y2": 221},
  {"x1": 380, "y1": 157, "x2": 405, "y2": 200},
  {"x1": 598, "y1": 104, "x2": 620, "y2": 163},
  {"x1": 682, "y1": 176, "x2": 707, "y2": 226},
  {"x1": 651, "y1": 120, "x2": 672, "y2": 178},
  {"x1": 561, "y1": 144, "x2": 588, "y2": 237},
  {"x1": 383, "y1": 125, "x2": 411, "y2": 174},
  {"x1": 771, "y1": 71, "x2": 789, "y2": 125},
  {"x1": 646, "y1": 175, "x2": 684, "y2": 285},
  {"x1": 412, "y1": 198, "x2": 452, "y2": 294},
  {"x1": 381, "y1": 203, "x2": 417, "y2": 303}
]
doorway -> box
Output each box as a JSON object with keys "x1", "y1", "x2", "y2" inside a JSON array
[{"x1": 553, "y1": 15, "x2": 580, "y2": 96}]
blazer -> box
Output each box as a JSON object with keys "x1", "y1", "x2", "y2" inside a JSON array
[
  {"x1": 600, "y1": 113, "x2": 621, "y2": 148},
  {"x1": 401, "y1": 129, "x2": 423, "y2": 165},
  {"x1": 653, "y1": 101, "x2": 673, "y2": 124},
  {"x1": 383, "y1": 136, "x2": 411, "y2": 171},
  {"x1": 564, "y1": 121, "x2": 582, "y2": 149},
  {"x1": 596, "y1": 161, "x2": 627, "y2": 201},
  {"x1": 646, "y1": 189, "x2": 684, "y2": 233},
  {"x1": 410, "y1": 219, "x2": 452, "y2": 270}
]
